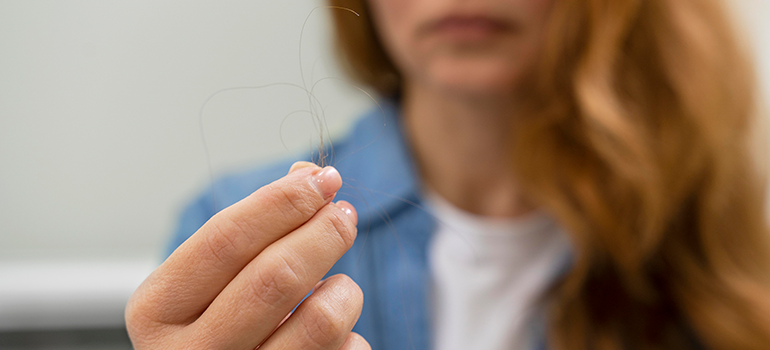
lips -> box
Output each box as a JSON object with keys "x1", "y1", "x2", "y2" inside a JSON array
[{"x1": 424, "y1": 14, "x2": 513, "y2": 40}]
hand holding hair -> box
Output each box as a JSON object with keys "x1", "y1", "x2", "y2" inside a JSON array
[{"x1": 126, "y1": 161, "x2": 370, "y2": 350}]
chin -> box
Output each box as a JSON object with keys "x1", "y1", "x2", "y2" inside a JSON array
[{"x1": 427, "y1": 57, "x2": 527, "y2": 100}]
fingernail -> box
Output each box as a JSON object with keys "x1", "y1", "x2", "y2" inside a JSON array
[
  {"x1": 310, "y1": 166, "x2": 342, "y2": 201},
  {"x1": 336, "y1": 200, "x2": 358, "y2": 226},
  {"x1": 288, "y1": 161, "x2": 317, "y2": 174}
]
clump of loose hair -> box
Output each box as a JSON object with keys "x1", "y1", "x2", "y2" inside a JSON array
[{"x1": 329, "y1": 0, "x2": 770, "y2": 348}]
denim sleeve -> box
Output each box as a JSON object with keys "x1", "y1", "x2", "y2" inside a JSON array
[{"x1": 164, "y1": 188, "x2": 216, "y2": 260}]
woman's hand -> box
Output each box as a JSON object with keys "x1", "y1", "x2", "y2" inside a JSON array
[{"x1": 126, "y1": 162, "x2": 370, "y2": 350}]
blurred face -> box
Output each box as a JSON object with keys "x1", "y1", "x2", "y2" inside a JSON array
[{"x1": 367, "y1": 0, "x2": 553, "y2": 99}]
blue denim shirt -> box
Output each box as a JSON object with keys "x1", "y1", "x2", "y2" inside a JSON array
[{"x1": 168, "y1": 100, "x2": 551, "y2": 350}]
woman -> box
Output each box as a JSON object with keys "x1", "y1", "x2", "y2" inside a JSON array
[{"x1": 126, "y1": 0, "x2": 770, "y2": 349}]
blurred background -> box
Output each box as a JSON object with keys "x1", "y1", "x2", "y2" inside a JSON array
[{"x1": 0, "y1": 0, "x2": 767, "y2": 349}]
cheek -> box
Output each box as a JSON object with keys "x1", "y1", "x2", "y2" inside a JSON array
[
  {"x1": 367, "y1": 0, "x2": 421, "y2": 66},
  {"x1": 368, "y1": 0, "x2": 412, "y2": 41}
]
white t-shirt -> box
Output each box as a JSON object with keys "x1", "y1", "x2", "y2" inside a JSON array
[{"x1": 426, "y1": 191, "x2": 571, "y2": 350}]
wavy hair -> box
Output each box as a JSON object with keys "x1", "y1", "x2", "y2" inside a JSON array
[{"x1": 328, "y1": 0, "x2": 770, "y2": 348}]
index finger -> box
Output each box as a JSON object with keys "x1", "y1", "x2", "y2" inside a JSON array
[{"x1": 128, "y1": 163, "x2": 343, "y2": 325}]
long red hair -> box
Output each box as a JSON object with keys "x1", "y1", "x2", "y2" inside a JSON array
[{"x1": 329, "y1": 0, "x2": 770, "y2": 348}]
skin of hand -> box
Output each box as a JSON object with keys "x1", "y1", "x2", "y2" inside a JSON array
[{"x1": 125, "y1": 161, "x2": 371, "y2": 350}]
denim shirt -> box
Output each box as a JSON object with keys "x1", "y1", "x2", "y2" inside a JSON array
[{"x1": 168, "y1": 99, "x2": 552, "y2": 350}]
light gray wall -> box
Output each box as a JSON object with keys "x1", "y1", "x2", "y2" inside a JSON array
[
  {"x1": 0, "y1": 0, "x2": 768, "y2": 264},
  {"x1": 737, "y1": 0, "x2": 770, "y2": 95},
  {"x1": 0, "y1": 0, "x2": 372, "y2": 262}
]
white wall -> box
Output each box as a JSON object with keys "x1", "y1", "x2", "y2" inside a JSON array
[
  {"x1": 736, "y1": 0, "x2": 770, "y2": 97},
  {"x1": 0, "y1": 0, "x2": 372, "y2": 263},
  {"x1": 0, "y1": 0, "x2": 768, "y2": 330}
]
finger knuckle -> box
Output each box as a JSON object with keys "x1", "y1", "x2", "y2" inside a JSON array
[
  {"x1": 301, "y1": 298, "x2": 349, "y2": 348},
  {"x1": 332, "y1": 274, "x2": 364, "y2": 309},
  {"x1": 321, "y1": 208, "x2": 357, "y2": 248},
  {"x1": 348, "y1": 332, "x2": 372, "y2": 350},
  {"x1": 201, "y1": 218, "x2": 240, "y2": 268},
  {"x1": 249, "y1": 253, "x2": 305, "y2": 307},
  {"x1": 124, "y1": 289, "x2": 165, "y2": 346},
  {"x1": 124, "y1": 295, "x2": 145, "y2": 332},
  {"x1": 268, "y1": 183, "x2": 319, "y2": 220}
]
